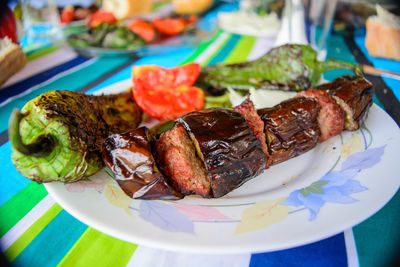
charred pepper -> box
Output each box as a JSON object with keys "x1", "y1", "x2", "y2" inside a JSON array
[
  {"x1": 197, "y1": 44, "x2": 361, "y2": 94},
  {"x1": 9, "y1": 90, "x2": 142, "y2": 183}
]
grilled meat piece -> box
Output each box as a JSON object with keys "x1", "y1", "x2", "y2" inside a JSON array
[
  {"x1": 258, "y1": 97, "x2": 321, "y2": 165},
  {"x1": 316, "y1": 75, "x2": 374, "y2": 130},
  {"x1": 297, "y1": 88, "x2": 345, "y2": 142},
  {"x1": 155, "y1": 124, "x2": 211, "y2": 197},
  {"x1": 102, "y1": 127, "x2": 182, "y2": 200},
  {"x1": 176, "y1": 108, "x2": 267, "y2": 198},
  {"x1": 233, "y1": 96, "x2": 270, "y2": 166}
]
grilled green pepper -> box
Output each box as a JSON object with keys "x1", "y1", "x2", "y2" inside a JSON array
[
  {"x1": 197, "y1": 44, "x2": 361, "y2": 94},
  {"x1": 67, "y1": 23, "x2": 146, "y2": 50},
  {"x1": 9, "y1": 90, "x2": 142, "y2": 183}
]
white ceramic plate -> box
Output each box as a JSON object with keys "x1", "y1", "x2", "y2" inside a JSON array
[{"x1": 45, "y1": 82, "x2": 400, "y2": 254}]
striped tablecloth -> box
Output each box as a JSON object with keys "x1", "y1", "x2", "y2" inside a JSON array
[{"x1": 1, "y1": 3, "x2": 399, "y2": 267}]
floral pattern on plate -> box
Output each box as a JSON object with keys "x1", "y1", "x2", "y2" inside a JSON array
[{"x1": 65, "y1": 123, "x2": 386, "y2": 236}]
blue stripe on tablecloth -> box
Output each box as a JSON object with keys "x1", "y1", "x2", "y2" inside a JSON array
[
  {"x1": 353, "y1": 35, "x2": 400, "y2": 100},
  {"x1": 0, "y1": 56, "x2": 89, "y2": 104},
  {"x1": 0, "y1": 142, "x2": 31, "y2": 206},
  {"x1": 11, "y1": 210, "x2": 88, "y2": 266},
  {"x1": 249, "y1": 233, "x2": 347, "y2": 267},
  {"x1": 85, "y1": 46, "x2": 195, "y2": 95},
  {"x1": 207, "y1": 34, "x2": 241, "y2": 66}
]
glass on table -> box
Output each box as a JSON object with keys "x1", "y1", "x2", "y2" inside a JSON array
[
  {"x1": 306, "y1": 0, "x2": 338, "y2": 60},
  {"x1": 20, "y1": 0, "x2": 63, "y2": 47}
]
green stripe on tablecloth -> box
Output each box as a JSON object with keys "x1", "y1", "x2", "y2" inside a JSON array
[
  {"x1": 180, "y1": 31, "x2": 223, "y2": 65},
  {"x1": 325, "y1": 34, "x2": 384, "y2": 109},
  {"x1": 324, "y1": 34, "x2": 358, "y2": 80},
  {"x1": 202, "y1": 33, "x2": 232, "y2": 66},
  {"x1": 11, "y1": 209, "x2": 88, "y2": 266},
  {"x1": 353, "y1": 188, "x2": 400, "y2": 267},
  {"x1": 0, "y1": 182, "x2": 47, "y2": 237},
  {"x1": 23, "y1": 43, "x2": 55, "y2": 56},
  {"x1": 0, "y1": 56, "x2": 132, "y2": 134},
  {"x1": 223, "y1": 35, "x2": 256, "y2": 64},
  {"x1": 4, "y1": 203, "x2": 62, "y2": 261},
  {"x1": 207, "y1": 34, "x2": 241, "y2": 66},
  {"x1": 26, "y1": 45, "x2": 59, "y2": 62},
  {"x1": 58, "y1": 227, "x2": 137, "y2": 267}
]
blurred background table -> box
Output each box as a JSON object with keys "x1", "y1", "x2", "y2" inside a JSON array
[{"x1": 0, "y1": 1, "x2": 399, "y2": 266}]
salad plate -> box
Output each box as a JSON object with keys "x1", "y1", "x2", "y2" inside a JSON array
[
  {"x1": 68, "y1": 30, "x2": 213, "y2": 58},
  {"x1": 45, "y1": 81, "x2": 400, "y2": 254}
]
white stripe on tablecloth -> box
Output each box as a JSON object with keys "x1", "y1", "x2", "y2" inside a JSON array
[
  {"x1": 1, "y1": 46, "x2": 78, "y2": 88},
  {"x1": 0, "y1": 57, "x2": 96, "y2": 107},
  {"x1": 247, "y1": 36, "x2": 276, "y2": 61},
  {"x1": 344, "y1": 228, "x2": 360, "y2": 267},
  {"x1": 126, "y1": 246, "x2": 251, "y2": 267},
  {"x1": 0, "y1": 195, "x2": 55, "y2": 251},
  {"x1": 194, "y1": 32, "x2": 230, "y2": 65}
]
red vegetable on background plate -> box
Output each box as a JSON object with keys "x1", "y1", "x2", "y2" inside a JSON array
[
  {"x1": 60, "y1": 6, "x2": 75, "y2": 24},
  {"x1": 152, "y1": 16, "x2": 199, "y2": 36},
  {"x1": 131, "y1": 63, "x2": 204, "y2": 120},
  {"x1": 128, "y1": 19, "x2": 156, "y2": 43},
  {"x1": 86, "y1": 10, "x2": 117, "y2": 28},
  {"x1": 0, "y1": 6, "x2": 17, "y2": 43}
]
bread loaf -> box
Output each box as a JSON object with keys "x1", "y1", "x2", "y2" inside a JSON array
[
  {"x1": 102, "y1": 0, "x2": 152, "y2": 20},
  {"x1": 365, "y1": 5, "x2": 400, "y2": 61},
  {"x1": 172, "y1": 0, "x2": 214, "y2": 15},
  {"x1": 0, "y1": 38, "x2": 26, "y2": 86}
]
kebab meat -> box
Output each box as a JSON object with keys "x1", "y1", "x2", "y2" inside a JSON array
[{"x1": 103, "y1": 75, "x2": 374, "y2": 199}]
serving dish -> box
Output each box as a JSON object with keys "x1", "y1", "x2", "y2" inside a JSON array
[
  {"x1": 67, "y1": 22, "x2": 214, "y2": 58},
  {"x1": 44, "y1": 80, "x2": 400, "y2": 254}
]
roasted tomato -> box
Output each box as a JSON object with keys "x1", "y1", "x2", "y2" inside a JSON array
[
  {"x1": 128, "y1": 19, "x2": 156, "y2": 43},
  {"x1": 60, "y1": 6, "x2": 75, "y2": 24},
  {"x1": 132, "y1": 63, "x2": 204, "y2": 120},
  {"x1": 86, "y1": 10, "x2": 117, "y2": 28},
  {"x1": 152, "y1": 17, "x2": 186, "y2": 36},
  {"x1": 0, "y1": 6, "x2": 17, "y2": 43}
]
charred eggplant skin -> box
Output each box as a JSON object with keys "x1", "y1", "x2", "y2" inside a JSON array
[
  {"x1": 177, "y1": 108, "x2": 267, "y2": 198},
  {"x1": 258, "y1": 97, "x2": 321, "y2": 165},
  {"x1": 102, "y1": 127, "x2": 182, "y2": 200},
  {"x1": 316, "y1": 75, "x2": 374, "y2": 130}
]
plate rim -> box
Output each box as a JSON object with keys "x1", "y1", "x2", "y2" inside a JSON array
[{"x1": 45, "y1": 90, "x2": 400, "y2": 254}]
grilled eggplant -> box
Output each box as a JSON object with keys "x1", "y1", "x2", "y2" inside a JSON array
[
  {"x1": 258, "y1": 97, "x2": 321, "y2": 165},
  {"x1": 9, "y1": 90, "x2": 142, "y2": 183},
  {"x1": 316, "y1": 75, "x2": 374, "y2": 130},
  {"x1": 102, "y1": 127, "x2": 182, "y2": 200},
  {"x1": 176, "y1": 108, "x2": 267, "y2": 198}
]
